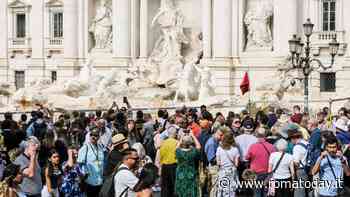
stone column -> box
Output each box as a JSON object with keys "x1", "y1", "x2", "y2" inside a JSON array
[
  {"x1": 139, "y1": 0, "x2": 148, "y2": 58},
  {"x1": 232, "y1": 0, "x2": 239, "y2": 57},
  {"x1": 212, "y1": 0, "x2": 232, "y2": 58},
  {"x1": 63, "y1": 0, "x2": 79, "y2": 61},
  {"x1": 0, "y1": 0, "x2": 7, "y2": 61},
  {"x1": 78, "y1": 0, "x2": 87, "y2": 61},
  {"x1": 202, "y1": 0, "x2": 212, "y2": 58},
  {"x1": 131, "y1": 0, "x2": 140, "y2": 58},
  {"x1": 113, "y1": 0, "x2": 131, "y2": 60},
  {"x1": 30, "y1": 0, "x2": 44, "y2": 59},
  {"x1": 273, "y1": 0, "x2": 298, "y2": 56}
]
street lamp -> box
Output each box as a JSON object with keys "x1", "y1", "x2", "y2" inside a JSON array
[{"x1": 288, "y1": 18, "x2": 340, "y2": 113}]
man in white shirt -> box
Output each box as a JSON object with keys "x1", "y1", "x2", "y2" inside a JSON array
[
  {"x1": 236, "y1": 119, "x2": 258, "y2": 162},
  {"x1": 114, "y1": 148, "x2": 139, "y2": 197},
  {"x1": 289, "y1": 129, "x2": 308, "y2": 197}
]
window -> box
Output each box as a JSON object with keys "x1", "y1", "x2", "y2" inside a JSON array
[
  {"x1": 320, "y1": 72, "x2": 336, "y2": 92},
  {"x1": 322, "y1": 0, "x2": 336, "y2": 31},
  {"x1": 53, "y1": 12, "x2": 63, "y2": 38},
  {"x1": 16, "y1": 13, "x2": 26, "y2": 38},
  {"x1": 51, "y1": 71, "x2": 57, "y2": 83},
  {"x1": 15, "y1": 71, "x2": 25, "y2": 90}
]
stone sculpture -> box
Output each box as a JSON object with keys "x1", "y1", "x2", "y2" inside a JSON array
[
  {"x1": 149, "y1": 0, "x2": 189, "y2": 84},
  {"x1": 173, "y1": 59, "x2": 199, "y2": 102},
  {"x1": 194, "y1": 64, "x2": 215, "y2": 101},
  {"x1": 244, "y1": 0, "x2": 273, "y2": 50},
  {"x1": 89, "y1": 0, "x2": 112, "y2": 49}
]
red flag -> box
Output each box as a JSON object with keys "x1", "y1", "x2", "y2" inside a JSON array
[{"x1": 240, "y1": 72, "x2": 250, "y2": 95}]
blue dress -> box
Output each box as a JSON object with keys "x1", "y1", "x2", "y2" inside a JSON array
[{"x1": 60, "y1": 163, "x2": 84, "y2": 197}]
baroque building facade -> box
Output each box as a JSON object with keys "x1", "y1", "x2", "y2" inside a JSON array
[{"x1": 0, "y1": 0, "x2": 350, "y2": 109}]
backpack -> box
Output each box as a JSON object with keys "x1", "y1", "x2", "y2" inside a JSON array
[
  {"x1": 32, "y1": 121, "x2": 47, "y2": 141},
  {"x1": 99, "y1": 166, "x2": 129, "y2": 197},
  {"x1": 304, "y1": 142, "x2": 321, "y2": 174}
]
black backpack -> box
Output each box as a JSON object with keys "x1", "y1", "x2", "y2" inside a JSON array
[
  {"x1": 32, "y1": 121, "x2": 47, "y2": 141},
  {"x1": 99, "y1": 166, "x2": 129, "y2": 197}
]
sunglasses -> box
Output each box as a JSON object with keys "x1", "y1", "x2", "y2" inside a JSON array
[
  {"x1": 91, "y1": 134, "x2": 99, "y2": 138},
  {"x1": 129, "y1": 157, "x2": 139, "y2": 161}
]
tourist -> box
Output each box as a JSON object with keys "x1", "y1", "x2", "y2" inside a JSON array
[
  {"x1": 104, "y1": 133, "x2": 129, "y2": 177},
  {"x1": 42, "y1": 149, "x2": 63, "y2": 197},
  {"x1": 312, "y1": 134, "x2": 350, "y2": 197},
  {"x1": 335, "y1": 118, "x2": 350, "y2": 144},
  {"x1": 204, "y1": 126, "x2": 225, "y2": 166},
  {"x1": 1, "y1": 163, "x2": 25, "y2": 197},
  {"x1": 159, "y1": 127, "x2": 178, "y2": 197},
  {"x1": 289, "y1": 128, "x2": 309, "y2": 197},
  {"x1": 61, "y1": 145, "x2": 84, "y2": 197},
  {"x1": 26, "y1": 111, "x2": 48, "y2": 140},
  {"x1": 132, "y1": 143, "x2": 153, "y2": 171},
  {"x1": 214, "y1": 131, "x2": 240, "y2": 197},
  {"x1": 77, "y1": 128, "x2": 104, "y2": 197},
  {"x1": 268, "y1": 139, "x2": 294, "y2": 197},
  {"x1": 134, "y1": 163, "x2": 159, "y2": 197},
  {"x1": 114, "y1": 148, "x2": 140, "y2": 197},
  {"x1": 175, "y1": 130, "x2": 201, "y2": 197},
  {"x1": 143, "y1": 113, "x2": 156, "y2": 161},
  {"x1": 236, "y1": 118, "x2": 257, "y2": 191},
  {"x1": 236, "y1": 119, "x2": 257, "y2": 165},
  {"x1": 14, "y1": 136, "x2": 42, "y2": 197},
  {"x1": 187, "y1": 115, "x2": 201, "y2": 139},
  {"x1": 246, "y1": 128, "x2": 275, "y2": 197},
  {"x1": 229, "y1": 115, "x2": 241, "y2": 136},
  {"x1": 128, "y1": 119, "x2": 142, "y2": 147}
]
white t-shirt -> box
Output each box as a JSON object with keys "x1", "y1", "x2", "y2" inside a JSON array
[
  {"x1": 236, "y1": 134, "x2": 258, "y2": 161},
  {"x1": 114, "y1": 164, "x2": 139, "y2": 197},
  {"x1": 292, "y1": 139, "x2": 308, "y2": 168},
  {"x1": 216, "y1": 146, "x2": 240, "y2": 169},
  {"x1": 269, "y1": 152, "x2": 293, "y2": 179}
]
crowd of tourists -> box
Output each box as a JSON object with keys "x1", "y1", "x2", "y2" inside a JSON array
[{"x1": 1, "y1": 102, "x2": 350, "y2": 197}]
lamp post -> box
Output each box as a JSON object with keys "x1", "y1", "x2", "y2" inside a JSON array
[{"x1": 288, "y1": 18, "x2": 340, "y2": 113}]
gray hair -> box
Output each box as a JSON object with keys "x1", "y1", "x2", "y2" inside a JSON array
[
  {"x1": 181, "y1": 135, "x2": 193, "y2": 149},
  {"x1": 275, "y1": 139, "x2": 288, "y2": 151},
  {"x1": 168, "y1": 126, "x2": 178, "y2": 138},
  {"x1": 132, "y1": 143, "x2": 146, "y2": 159},
  {"x1": 23, "y1": 136, "x2": 41, "y2": 149}
]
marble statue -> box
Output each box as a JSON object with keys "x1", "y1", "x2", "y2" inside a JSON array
[
  {"x1": 149, "y1": 0, "x2": 189, "y2": 84},
  {"x1": 89, "y1": 0, "x2": 112, "y2": 49},
  {"x1": 256, "y1": 57, "x2": 303, "y2": 103},
  {"x1": 194, "y1": 64, "x2": 215, "y2": 101},
  {"x1": 78, "y1": 58, "x2": 95, "y2": 83},
  {"x1": 244, "y1": 0, "x2": 273, "y2": 50},
  {"x1": 173, "y1": 59, "x2": 199, "y2": 102}
]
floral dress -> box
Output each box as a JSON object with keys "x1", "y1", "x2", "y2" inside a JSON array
[
  {"x1": 175, "y1": 148, "x2": 200, "y2": 197},
  {"x1": 60, "y1": 163, "x2": 84, "y2": 197}
]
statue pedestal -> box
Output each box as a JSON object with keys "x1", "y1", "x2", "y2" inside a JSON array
[{"x1": 88, "y1": 48, "x2": 114, "y2": 67}]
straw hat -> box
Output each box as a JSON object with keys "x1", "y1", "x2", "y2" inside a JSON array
[{"x1": 111, "y1": 134, "x2": 128, "y2": 145}]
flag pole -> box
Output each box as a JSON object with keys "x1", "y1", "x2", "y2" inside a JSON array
[{"x1": 248, "y1": 65, "x2": 252, "y2": 115}]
